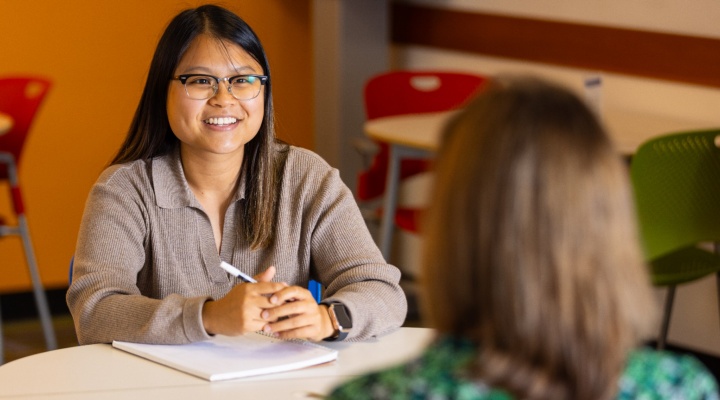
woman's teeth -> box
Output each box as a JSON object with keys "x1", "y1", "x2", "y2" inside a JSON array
[{"x1": 205, "y1": 117, "x2": 237, "y2": 125}]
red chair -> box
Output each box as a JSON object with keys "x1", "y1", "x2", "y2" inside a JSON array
[
  {"x1": 358, "y1": 71, "x2": 488, "y2": 233},
  {"x1": 0, "y1": 77, "x2": 56, "y2": 363}
]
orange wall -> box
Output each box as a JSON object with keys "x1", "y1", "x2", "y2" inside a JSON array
[{"x1": 0, "y1": 1, "x2": 313, "y2": 292}]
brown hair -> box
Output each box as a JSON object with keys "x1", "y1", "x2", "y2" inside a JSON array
[{"x1": 421, "y1": 76, "x2": 656, "y2": 399}]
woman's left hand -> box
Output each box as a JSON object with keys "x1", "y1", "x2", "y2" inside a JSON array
[{"x1": 260, "y1": 285, "x2": 336, "y2": 341}]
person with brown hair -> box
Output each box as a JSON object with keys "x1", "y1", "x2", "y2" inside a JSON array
[
  {"x1": 66, "y1": 4, "x2": 406, "y2": 345},
  {"x1": 328, "y1": 76, "x2": 718, "y2": 399}
]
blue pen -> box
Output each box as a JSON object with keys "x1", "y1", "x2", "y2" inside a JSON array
[{"x1": 220, "y1": 261, "x2": 257, "y2": 283}]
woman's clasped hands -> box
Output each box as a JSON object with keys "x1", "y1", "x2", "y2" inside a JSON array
[{"x1": 201, "y1": 266, "x2": 335, "y2": 341}]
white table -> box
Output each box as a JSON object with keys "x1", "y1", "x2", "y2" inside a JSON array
[
  {"x1": 364, "y1": 108, "x2": 720, "y2": 259},
  {"x1": 0, "y1": 327, "x2": 434, "y2": 399},
  {"x1": 0, "y1": 113, "x2": 12, "y2": 136}
]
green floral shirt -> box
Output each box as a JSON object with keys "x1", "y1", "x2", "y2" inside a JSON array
[{"x1": 328, "y1": 337, "x2": 719, "y2": 400}]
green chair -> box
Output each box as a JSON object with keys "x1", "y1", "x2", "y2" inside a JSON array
[{"x1": 630, "y1": 129, "x2": 720, "y2": 350}]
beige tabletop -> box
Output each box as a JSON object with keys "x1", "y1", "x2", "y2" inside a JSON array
[
  {"x1": 0, "y1": 327, "x2": 435, "y2": 399},
  {"x1": 0, "y1": 112, "x2": 12, "y2": 136},
  {"x1": 364, "y1": 108, "x2": 719, "y2": 156}
]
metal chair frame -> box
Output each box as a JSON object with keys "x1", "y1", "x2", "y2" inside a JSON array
[
  {"x1": 0, "y1": 77, "x2": 57, "y2": 364},
  {"x1": 358, "y1": 70, "x2": 487, "y2": 247}
]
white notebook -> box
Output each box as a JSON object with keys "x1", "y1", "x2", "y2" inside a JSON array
[{"x1": 112, "y1": 332, "x2": 338, "y2": 381}]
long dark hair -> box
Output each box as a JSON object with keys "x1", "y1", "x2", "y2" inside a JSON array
[{"x1": 111, "y1": 4, "x2": 278, "y2": 248}]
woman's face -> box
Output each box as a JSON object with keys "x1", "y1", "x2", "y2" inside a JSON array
[{"x1": 167, "y1": 34, "x2": 265, "y2": 159}]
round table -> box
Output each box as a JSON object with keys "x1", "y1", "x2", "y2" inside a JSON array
[
  {"x1": 364, "y1": 108, "x2": 720, "y2": 259},
  {"x1": 0, "y1": 327, "x2": 435, "y2": 399}
]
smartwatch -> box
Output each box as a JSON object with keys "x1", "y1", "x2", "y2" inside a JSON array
[{"x1": 323, "y1": 302, "x2": 352, "y2": 341}]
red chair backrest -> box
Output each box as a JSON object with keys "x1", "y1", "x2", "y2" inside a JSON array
[
  {"x1": 0, "y1": 77, "x2": 52, "y2": 180},
  {"x1": 364, "y1": 71, "x2": 487, "y2": 120},
  {"x1": 358, "y1": 71, "x2": 487, "y2": 201}
]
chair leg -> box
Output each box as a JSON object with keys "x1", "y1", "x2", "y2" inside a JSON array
[
  {"x1": 658, "y1": 285, "x2": 676, "y2": 351},
  {"x1": 716, "y1": 272, "x2": 720, "y2": 338},
  {"x1": 18, "y1": 215, "x2": 57, "y2": 351},
  {"x1": 378, "y1": 144, "x2": 401, "y2": 260}
]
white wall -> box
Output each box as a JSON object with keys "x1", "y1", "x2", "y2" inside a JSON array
[
  {"x1": 313, "y1": 0, "x2": 390, "y2": 187},
  {"x1": 393, "y1": 0, "x2": 720, "y2": 356}
]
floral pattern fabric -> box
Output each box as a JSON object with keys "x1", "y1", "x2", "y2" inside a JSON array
[{"x1": 328, "y1": 337, "x2": 719, "y2": 400}]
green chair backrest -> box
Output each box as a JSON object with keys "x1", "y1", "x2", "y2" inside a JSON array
[{"x1": 630, "y1": 129, "x2": 720, "y2": 261}]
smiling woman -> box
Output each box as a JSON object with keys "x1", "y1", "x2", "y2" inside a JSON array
[
  {"x1": 167, "y1": 34, "x2": 266, "y2": 175},
  {"x1": 167, "y1": 34, "x2": 267, "y2": 252},
  {"x1": 0, "y1": 1, "x2": 315, "y2": 293},
  {"x1": 66, "y1": 4, "x2": 406, "y2": 347}
]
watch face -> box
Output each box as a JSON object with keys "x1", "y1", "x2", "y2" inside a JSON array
[{"x1": 332, "y1": 304, "x2": 352, "y2": 331}]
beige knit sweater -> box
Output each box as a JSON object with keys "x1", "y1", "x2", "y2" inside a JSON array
[{"x1": 67, "y1": 145, "x2": 406, "y2": 345}]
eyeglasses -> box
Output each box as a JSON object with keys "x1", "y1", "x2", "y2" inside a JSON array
[{"x1": 172, "y1": 74, "x2": 268, "y2": 101}]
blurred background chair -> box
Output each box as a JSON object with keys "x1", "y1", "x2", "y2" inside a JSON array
[
  {"x1": 0, "y1": 76, "x2": 56, "y2": 363},
  {"x1": 630, "y1": 129, "x2": 720, "y2": 350},
  {"x1": 356, "y1": 70, "x2": 487, "y2": 234}
]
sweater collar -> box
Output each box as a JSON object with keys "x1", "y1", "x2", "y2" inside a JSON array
[{"x1": 152, "y1": 148, "x2": 246, "y2": 209}]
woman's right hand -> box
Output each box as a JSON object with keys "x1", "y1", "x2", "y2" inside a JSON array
[{"x1": 201, "y1": 266, "x2": 287, "y2": 336}]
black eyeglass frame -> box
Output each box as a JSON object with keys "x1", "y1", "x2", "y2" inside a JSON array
[{"x1": 172, "y1": 74, "x2": 268, "y2": 100}]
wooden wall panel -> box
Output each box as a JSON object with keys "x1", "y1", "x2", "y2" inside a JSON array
[{"x1": 391, "y1": 3, "x2": 720, "y2": 88}]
